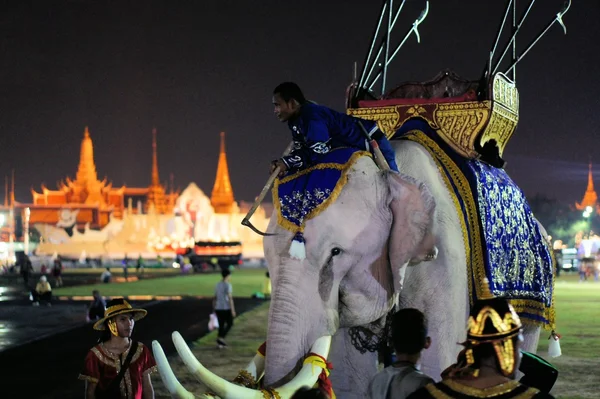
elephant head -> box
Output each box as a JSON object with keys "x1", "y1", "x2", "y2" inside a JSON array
[
  {"x1": 153, "y1": 155, "x2": 436, "y2": 398},
  {"x1": 262, "y1": 156, "x2": 436, "y2": 387}
]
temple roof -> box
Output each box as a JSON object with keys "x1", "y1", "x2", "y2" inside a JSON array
[
  {"x1": 575, "y1": 162, "x2": 600, "y2": 214},
  {"x1": 210, "y1": 132, "x2": 235, "y2": 213}
]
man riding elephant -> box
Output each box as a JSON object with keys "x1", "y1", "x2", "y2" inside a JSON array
[{"x1": 270, "y1": 82, "x2": 399, "y2": 176}]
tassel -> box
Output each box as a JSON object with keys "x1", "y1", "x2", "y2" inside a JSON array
[
  {"x1": 548, "y1": 331, "x2": 562, "y2": 358},
  {"x1": 289, "y1": 231, "x2": 306, "y2": 260}
]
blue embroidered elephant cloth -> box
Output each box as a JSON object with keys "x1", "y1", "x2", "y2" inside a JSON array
[
  {"x1": 393, "y1": 119, "x2": 555, "y2": 328},
  {"x1": 273, "y1": 147, "x2": 371, "y2": 235}
]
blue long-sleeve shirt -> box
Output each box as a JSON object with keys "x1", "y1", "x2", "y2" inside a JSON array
[{"x1": 281, "y1": 102, "x2": 398, "y2": 172}]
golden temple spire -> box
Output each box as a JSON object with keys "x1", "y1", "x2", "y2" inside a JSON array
[
  {"x1": 151, "y1": 128, "x2": 160, "y2": 186},
  {"x1": 75, "y1": 126, "x2": 99, "y2": 185},
  {"x1": 10, "y1": 169, "x2": 14, "y2": 206},
  {"x1": 586, "y1": 161, "x2": 594, "y2": 193},
  {"x1": 576, "y1": 162, "x2": 599, "y2": 213},
  {"x1": 146, "y1": 128, "x2": 169, "y2": 214},
  {"x1": 210, "y1": 131, "x2": 235, "y2": 213}
]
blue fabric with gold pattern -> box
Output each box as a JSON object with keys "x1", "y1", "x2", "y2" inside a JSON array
[
  {"x1": 468, "y1": 161, "x2": 554, "y2": 323},
  {"x1": 273, "y1": 147, "x2": 370, "y2": 238},
  {"x1": 392, "y1": 119, "x2": 555, "y2": 328}
]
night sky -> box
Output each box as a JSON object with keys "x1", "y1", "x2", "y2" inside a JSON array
[{"x1": 1, "y1": 0, "x2": 598, "y2": 205}]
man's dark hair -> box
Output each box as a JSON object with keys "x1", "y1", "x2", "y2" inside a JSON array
[
  {"x1": 391, "y1": 308, "x2": 428, "y2": 355},
  {"x1": 221, "y1": 269, "x2": 231, "y2": 279},
  {"x1": 273, "y1": 82, "x2": 307, "y2": 104}
]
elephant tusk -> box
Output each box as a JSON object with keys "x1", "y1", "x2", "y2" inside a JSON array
[
  {"x1": 271, "y1": 335, "x2": 333, "y2": 397},
  {"x1": 172, "y1": 332, "x2": 263, "y2": 399},
  {"x1": 152, "y1": 340, "x2": 196, "y2": 399},
  {"x1": 172, "y1": 332, "x2": 332, "y2": 399},
  {"x1": 242, "y1": 351, "x2": 266, "y2": 384}
]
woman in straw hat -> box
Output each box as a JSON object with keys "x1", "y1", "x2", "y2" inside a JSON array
[{"x1": 78, "y1": 298, "x2": 157, "y2": 399}]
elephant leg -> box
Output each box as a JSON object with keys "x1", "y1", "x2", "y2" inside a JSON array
[
  {"x1": 418, "y1": 308, "x2": 466, "y2": 381},
  {"x1": 328, "y1": 328, "x2": 379, "y2": 399},
  {"x1": 401, "y1": 263, "x2": 469, "y2": 382},
  {"x1": 521, "y1": 324, "x2": 541, "y2": 354}
]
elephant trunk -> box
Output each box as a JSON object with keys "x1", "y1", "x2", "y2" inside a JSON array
[{"x1": 264, "y1": 267, "x2": 328, "y2": 387}]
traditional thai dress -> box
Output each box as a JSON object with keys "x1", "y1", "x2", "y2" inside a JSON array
[
  {"x1": 78, "y1": 341, "x2": 157, "y2": 399},
  {"x1": 408, "y1": 379, "x2": 554, "y2": 399},
  {"x1": 281, "y1": 102, "x2": 399, "y2": 173}
]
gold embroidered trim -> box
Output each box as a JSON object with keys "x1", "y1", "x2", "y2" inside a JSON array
[
  {"x1": 403, "y1": 130, "x2": 490, "y2": 301},
  {"x1": 91, "y1": 346, "x2": 113, "y2": 367},
  {"x1": 442, "y1": 379, "x2": 523, "y2": 397},
  {"x1": 424, "y1": 383, "x2": 453, "y2": 399},
  {"x1": 78, "y1": 374, "x2": 99, "y2": 383},
  {"x1": 272, "y1": 150, "x2": 372, "y2": 234},
  {"x1": 122, "y1": 367, "x2": 131, "y2": 398},
  {"x1": 233, "y1": 369, "x2": 258, "y2": 388},
  {"x1": 130, "y1": 343, "x2": 144, "y2": 364}
]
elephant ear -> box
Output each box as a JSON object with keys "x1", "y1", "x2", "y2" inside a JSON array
[{"x1": 386, "y1": 172, "x2": 436, "y2": 292}]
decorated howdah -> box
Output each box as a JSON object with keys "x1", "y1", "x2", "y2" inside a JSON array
[
  {"x1": 395, "y1": 119, "x2": 555, "y2": 327},
  {"x1": 347, "y1": 70, "x2": 519, "y2": 163}
]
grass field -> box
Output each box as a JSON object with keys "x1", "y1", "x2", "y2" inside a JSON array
[
  {"x1": 535, "y1": 274, "x2": 600, "y2": 399},
  {"x1": 148, "y1": 272, "x2": 599, "y2": 399},
  {"x1": 62, "y1": 267, "x2": 180, "y2": 275},
  {"x1": 54, "y1": 268, "x2": 268, "y2": 297}
]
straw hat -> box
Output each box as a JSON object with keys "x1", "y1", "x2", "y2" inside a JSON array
[{"x1": 93, "y1": 297, "x2": 147, "y2": 331}]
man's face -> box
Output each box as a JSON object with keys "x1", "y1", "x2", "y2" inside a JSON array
[
  {"x1": 272, "y1": 93, "x2": 298, "y2": 122},
  {"x1": 114, "y1": 314, "x2": 135, "y2": 338}
]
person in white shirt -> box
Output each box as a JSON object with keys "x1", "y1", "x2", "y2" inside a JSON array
[{"x1": 213, "y1": 269, "x2": 236, "y2": 348}]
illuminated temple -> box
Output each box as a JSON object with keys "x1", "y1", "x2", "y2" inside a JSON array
[
  {"x1": 12, "y1": 128, "x2": 270, "y2": 259},
  {"x1": 26, "y1": 127, "x2": 176, "y2": 228},
  {"x1": 575, "y1": 162, "x2": 600, "y2": 216}
]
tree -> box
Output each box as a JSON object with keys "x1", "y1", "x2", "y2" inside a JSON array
[{"x1": 527, "y1": 194, "x2": 592, "y2": 247}]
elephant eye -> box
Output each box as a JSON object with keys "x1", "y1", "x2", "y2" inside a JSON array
[{"x1": 331, "y1": 247, "x2": 342, "y2": 257}]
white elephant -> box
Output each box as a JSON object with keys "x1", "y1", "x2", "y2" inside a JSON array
[{"x1": 153, "y1": 134, "x2": 553, "y2": 399}]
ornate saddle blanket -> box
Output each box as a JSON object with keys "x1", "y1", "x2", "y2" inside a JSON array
[
  {"x1": 392, "y1": 119, "x2": 555, "y2": 328},
  {"x1": 272, "y1": 148, "x2": 370, "y2": 237}
]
